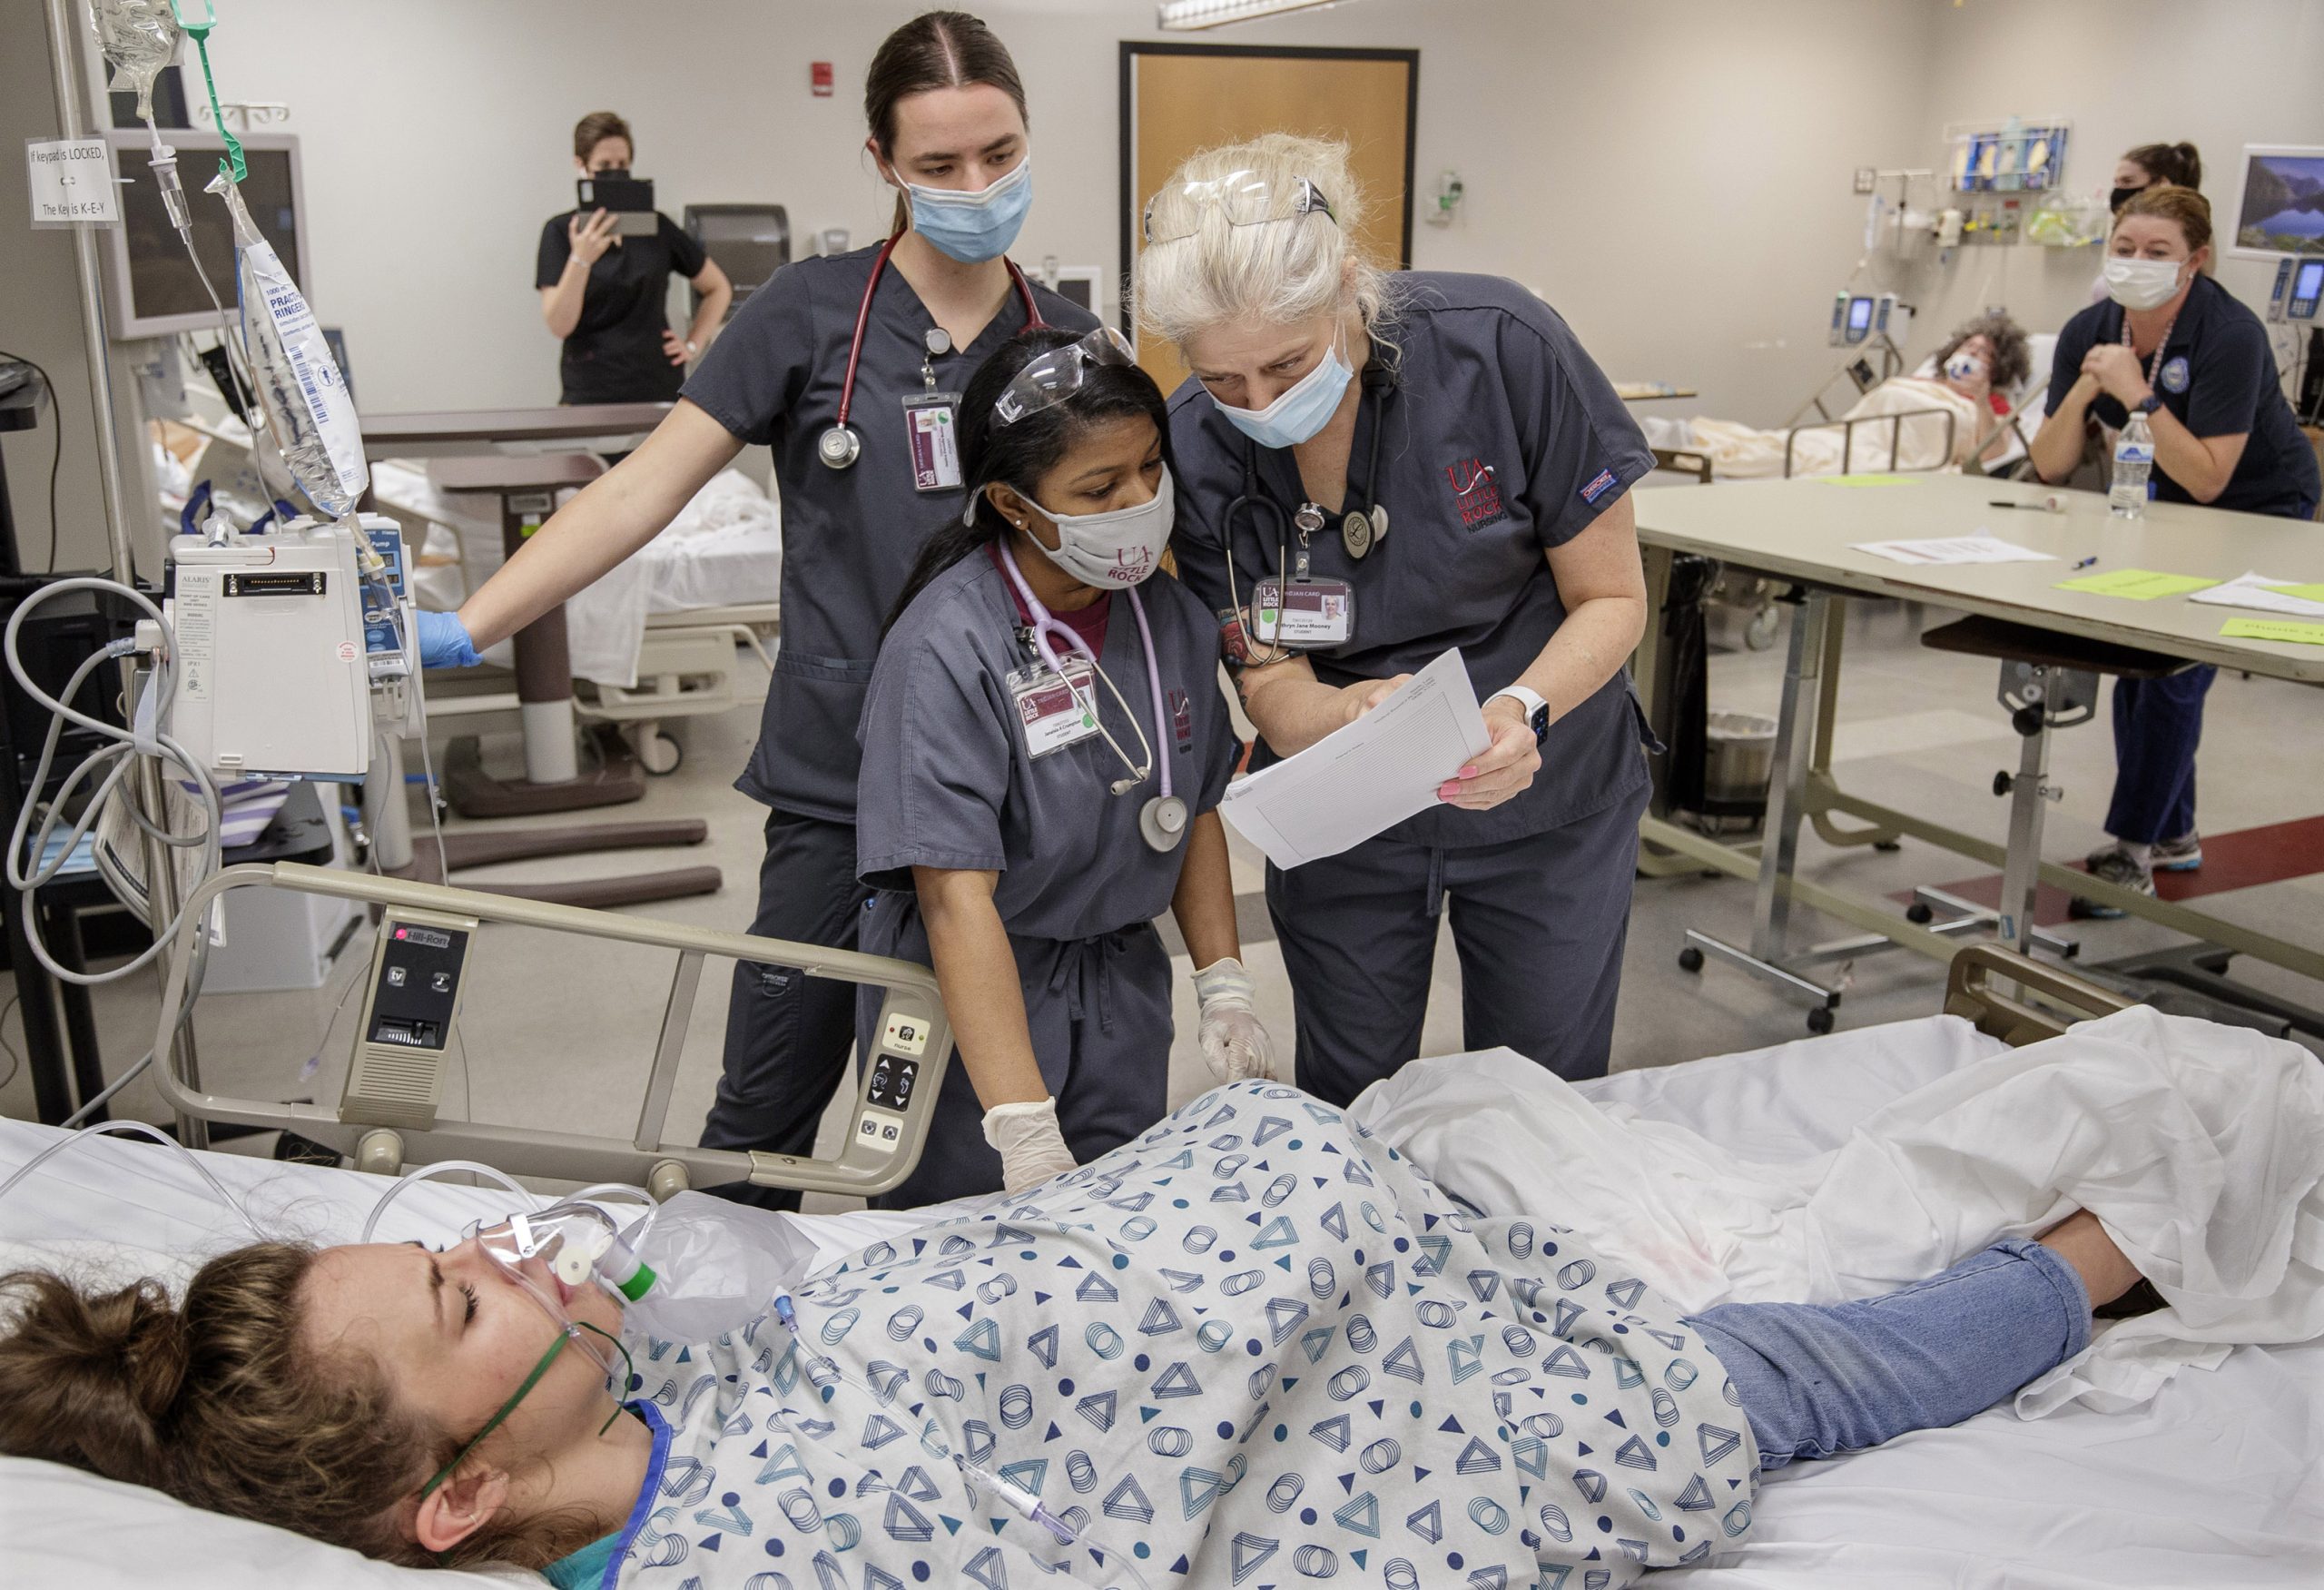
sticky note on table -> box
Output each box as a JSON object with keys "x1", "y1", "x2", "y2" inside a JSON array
[
  {"x1": 2054, "y1": 568, "x2": 2219, "y2": 600},
  {"x1": 2221, "y1": 617, "x2": 2324, "y2": 646},
  {"x1": 2263, "y1": 582, "x2": 2324, "y2": 603},
  {"x1": 1814, "y1": 473, "x2": 1915, "y2": 488}
]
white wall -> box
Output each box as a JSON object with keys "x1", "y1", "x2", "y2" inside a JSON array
[
  {"x1": 1904, "y1": 0, "x2": 2324, "y2": 382},
  {"x1": 162, "y1": 0, "x2": 1942, "y2": 423}
]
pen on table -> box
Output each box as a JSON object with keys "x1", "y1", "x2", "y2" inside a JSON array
[{"x1": 2071, "y1": 556, "x2": 2098, "y2": 570}]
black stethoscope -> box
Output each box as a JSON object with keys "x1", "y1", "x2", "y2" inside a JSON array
[
  {"x1": 1220, "y1": 361, "x2": 1395, "y2": 659},
  {"x1": 815, "y1": 233, "x2": 1047, "y2": 470}
]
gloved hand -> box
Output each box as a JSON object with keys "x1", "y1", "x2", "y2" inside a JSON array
[
  {"x1": 981, "y1": 1097, "x2": 1078, "y2": 1193},
  {"x1": 415, "y1": 608, "x2": 482, "y2": 669},
  {"x1": 1194, "y1": 957, "x2": 1276, "y2": 1082}
]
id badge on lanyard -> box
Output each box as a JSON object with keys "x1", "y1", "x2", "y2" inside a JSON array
[
  {"x1": 1250, "y1": 576, "x2": 1355, "y2": 649},
  {"x1": 903, "y1": 390, "x2": 963, "y2": 492},
  {"x1": 1009, "y1": 657, "x2": 1101, "y2": 757}
]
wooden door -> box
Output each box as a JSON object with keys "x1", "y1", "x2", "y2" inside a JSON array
[{"x1": 1120, "y1": 44, "x2": 1417, "y2": 394}]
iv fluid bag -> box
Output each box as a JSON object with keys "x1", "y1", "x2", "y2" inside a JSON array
[
  {"x1": 209, "y1": 173, "x2": 368, "y2": 518},
  {"x1": 612, "y1": 1191, "x2": 818, "y2": 1342},
  {"x1": 93, "y1": 0, "x2": 180, "y2": 120}
]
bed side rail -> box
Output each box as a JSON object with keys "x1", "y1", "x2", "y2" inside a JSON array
[
  {"x1": 1944, "y1": 943, "x2": 2134, "y2": 1046},
  {"x1": 150, "y1": 863, "x2": 952, "y2": 1199},
  {"x1": 1783, "y1": 407, "x2": 1958, "y2": 479}
]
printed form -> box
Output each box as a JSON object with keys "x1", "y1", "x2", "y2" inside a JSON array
[{"x1": 1219, "y1": 648, "x2": 1493, "y2": 869}]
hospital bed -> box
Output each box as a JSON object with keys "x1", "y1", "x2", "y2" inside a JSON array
[
  {"x1": 1643, "y1": 332, "x2": 2058, "y2": 486},
  {"x1": 5, "y1": 902, "x2": 2322, "y2": 1587},
  {"x1": 373, "y1": 459, "x2": 780, "y2": 775}
]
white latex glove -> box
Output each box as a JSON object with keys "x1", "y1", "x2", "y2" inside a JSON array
[
  {"x1": 981, "y1": 1098, "x2": 1078, "y2": 1192},
  {"x1": 1194, "y1": 957, "x2": 1277, "y2": 1082}
]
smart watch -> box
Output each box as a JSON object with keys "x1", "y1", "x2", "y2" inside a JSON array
[
  {"x1": 1485, "y1": 685, "x2": 1551, "y2": 744},
  {"x1": 2132, "y1": 393, "x2": 2162, "y2": 415}
]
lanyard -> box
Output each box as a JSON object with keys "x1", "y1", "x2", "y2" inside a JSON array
[
  {"x1": 832, "y1": 241, "x2": 1044, "y2": 431},
  {"x1": 996, "y1": 541, "x2": 1171, "y2": 805},
  {"x1": 2121, "y1": 305, "x2": 2181, "y2": 393}
]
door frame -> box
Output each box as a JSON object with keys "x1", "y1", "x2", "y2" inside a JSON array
[{"x1": 1117, "y1": 40, "x2": 1421, "y2": 330}]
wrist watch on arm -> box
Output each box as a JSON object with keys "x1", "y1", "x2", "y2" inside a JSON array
[
  {"x1": 2132, "y1": 393, "x2": 2161, "y2": 414},
  {"x1": 1484, "y1": 685, "x2": 1551, "y2": 744}
]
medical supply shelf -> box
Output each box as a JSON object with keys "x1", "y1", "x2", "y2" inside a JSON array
[{"x1": 1630, "y1": 472, "x2": 2324, "y2": 1027}]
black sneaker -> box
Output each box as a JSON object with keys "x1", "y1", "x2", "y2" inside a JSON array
[{"x1": 2069, "y1": 845, "x2": 2155, "y2": 920}]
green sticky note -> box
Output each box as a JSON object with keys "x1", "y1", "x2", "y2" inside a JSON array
[
  {"x1": 2221, "y1": 617, "x2": 2324, "y2": 647},
  {"x1": 1813, "y1": 473, "x2": 1915, "y2": 488},
  {"x1": 2053, "y1": 568, "x2": 2219, "y2": 600},
  {"x1": 2261, "y1": 581, "x2": 2324, "y2": 602}
]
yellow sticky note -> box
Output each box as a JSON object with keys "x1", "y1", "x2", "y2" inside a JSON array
[
  {"x1": 2262, "y1": 581, "x2": 2324, "y2": 602},
  {"x1": 2054, "y1": 568, "x2": 2219, "y2": 600},
  {"x1": 1813, "y1": 473, "x2": 1915, "y2": 488},
  {"x1": 2221, "y1": 617, "x2": 2324, "y2": 646}
]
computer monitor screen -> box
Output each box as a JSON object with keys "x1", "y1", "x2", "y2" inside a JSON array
[{"x1": 103, "y1": 133, "x2": 305, "y2": 340}]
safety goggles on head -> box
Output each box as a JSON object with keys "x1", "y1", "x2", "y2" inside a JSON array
[
  {"x1": 992, "y1": 326, "x2": 1137, "y2": 427},
  {"x1": 418, "y1": 1203, "x2": 644, "y2": 1504},
  {"x1": 1141, "y1": 171, "x2": 1335, "y2": 246}
]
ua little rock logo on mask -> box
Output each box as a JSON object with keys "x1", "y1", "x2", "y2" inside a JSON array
[{"x1": 1444, "y1": 457, "x2": 1506, "y2": 529}]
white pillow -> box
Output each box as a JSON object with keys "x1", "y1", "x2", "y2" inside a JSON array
[{"x1": 0, "y1": 1457, "x2": 534, "y2": 1587}]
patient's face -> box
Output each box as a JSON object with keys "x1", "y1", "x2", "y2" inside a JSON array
[
  {"x1": 301, "y1": 1239, "x2": 625, "y2": 1466},
  {"x1": 1940, "y1": 335, "x2": 1995, "y2": 398}
]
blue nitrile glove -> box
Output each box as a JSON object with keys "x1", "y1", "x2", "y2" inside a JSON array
[{"x1": 415, "y1": 609, "x2": 482, "y2": 669}]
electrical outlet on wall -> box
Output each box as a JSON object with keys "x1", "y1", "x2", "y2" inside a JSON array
[{"x1": 1853, "y1": 166, "x2": 1877, "y2": 194}]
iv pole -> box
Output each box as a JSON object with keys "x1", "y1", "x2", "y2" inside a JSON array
[{"x1": 40, "y1": 0, "x2": 208, "y2": 1146}]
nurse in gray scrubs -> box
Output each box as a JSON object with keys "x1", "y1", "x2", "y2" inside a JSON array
[
  {"x1": 1138, "y1": 133, "x2": 1659, "y2": 1106},
  {"x1": 857, "y1": 327, "x2": 1268, "y2": 1205},
  {"x1": 418, "y1": 13, "x2": 1095, "y2": 1207}
]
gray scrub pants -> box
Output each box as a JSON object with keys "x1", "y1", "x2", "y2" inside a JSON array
[
  {"x1": 698, "y1": 808, "x2": 868, "y2": 1212},
  {"x1": 858, "y1": 896, "x2": 1174, "y2": 1210},
  {"x1": 1266, "y1": 780, "x2": 1649, "y2": 1107}
]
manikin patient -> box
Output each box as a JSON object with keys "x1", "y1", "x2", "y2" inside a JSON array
[
  {"x1": 1644, "y1": 311, "x2": 2033, "y2": 476},
  {"x1": 0, "y1": 1082, "x2": 2150, "y2": 1587}
]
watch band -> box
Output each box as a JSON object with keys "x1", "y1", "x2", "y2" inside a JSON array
[
  {"x1": 1485, "y1": 686, "x2": 1551, "y2": 744},
  {"x1": 2133, "y1": 393, "x2": 2161, "y2": 414}
]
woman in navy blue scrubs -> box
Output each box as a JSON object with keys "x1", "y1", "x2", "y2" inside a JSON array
[
  {"x1": 2031, "y1": 185, "x2": 2319, "y2": 914},
  {"x1": 1137, "y1": 133, "x2": 1659, "y2": 1106}
]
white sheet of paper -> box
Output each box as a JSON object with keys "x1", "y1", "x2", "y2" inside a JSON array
[
  {"x1": 2184, "y1": 570, "x2": 2324, "y2": 618},
  {"x1": 1851, "y1": 532, "x2": 2054, "y2": 566},
  {"x1": 1218, "y1": 648, "x2": 1494, "y2": 870}
]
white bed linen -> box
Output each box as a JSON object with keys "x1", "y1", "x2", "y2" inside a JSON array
[
  {"x1": 376, "y1": 461, "x2": 781, "y2": 689},
  {"x1": 3, "y1": 1013, "x2": 2319, "y2": 1588}
]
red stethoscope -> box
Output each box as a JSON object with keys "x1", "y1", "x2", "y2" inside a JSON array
[{"x1": 814, "y1": 232, "x2": 1047, "y2": 470}]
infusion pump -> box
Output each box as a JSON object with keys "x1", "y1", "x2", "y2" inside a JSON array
[{"x1": 160, "y1": 514, "x2": 421, "y2": 782}]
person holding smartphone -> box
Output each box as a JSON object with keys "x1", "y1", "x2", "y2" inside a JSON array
[{"x1": 537, "y1": 111, "x2": 732, "y2": 405}]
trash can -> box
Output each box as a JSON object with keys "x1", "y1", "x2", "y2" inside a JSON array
[{"x1": 1696, "y1": 710, "x2": 1777, "y2": 834}]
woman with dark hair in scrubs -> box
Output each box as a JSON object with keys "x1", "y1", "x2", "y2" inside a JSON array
[
  {"x1": 2031, "y1": 185, "x2": 2319, "y2": 915},
  {"x1": 855, "y1": 327, "x2": 1267, "y2": 1206},
  {"x1": 416, "y1": 12, "x2": 1096, "y2": 1206},
  {"x1": 1137, "y1": 133, "x2": 1659, "y2": 1107}
]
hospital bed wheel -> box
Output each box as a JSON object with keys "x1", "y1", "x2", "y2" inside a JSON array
[
  {"x1": 1677, "y1": 944, "x2": 1705, "y2": 973},
  {"x1": 1905, "y1": 901, "x2": 1935, "y2": 924},
  {"x1": 1806, "y1": 1006, "x2": 1837, "y2": 1035},
  {"x1": 637, "y1": 730, "x2": 684, "y2": 775}
]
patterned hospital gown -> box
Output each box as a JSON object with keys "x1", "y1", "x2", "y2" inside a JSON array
[{"x1": 614, "y1": 1084, "x2": 1758, "y2": 1589}]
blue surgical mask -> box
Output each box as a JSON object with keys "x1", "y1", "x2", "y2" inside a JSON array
[
  {"x1": 1214, "y1": 335, "x2": 1354, "y2": 449},
  {"x1": 904, "y1": 157, "x2": 1033, "y2": 264}
]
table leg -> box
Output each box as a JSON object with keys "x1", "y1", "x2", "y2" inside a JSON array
[
  {"x1": 1996, "y1": 717, "x2": 2054, "y2": 957},
  {"x1": 1749, "y1": 590, "x2": 1828, "y2": 963}
]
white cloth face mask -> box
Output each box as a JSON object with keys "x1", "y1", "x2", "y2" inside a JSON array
[
  {"x1": 1026, "y1": 468, "x2": 1176, "y2": 588},
  {"x1": 2103, "y1": 255, "x2": 2184, "y2": 311}
]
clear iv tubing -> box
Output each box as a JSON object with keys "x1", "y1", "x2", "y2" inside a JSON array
[
  {"x1": 0, "y1": 1118, "x2": 262, "y2": 1239},
  {"x1": 358, "y1": 1162, "x2": 655, "y2": 1245}
]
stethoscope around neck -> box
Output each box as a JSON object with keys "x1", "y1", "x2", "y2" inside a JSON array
[
  {"x1": 995, "y1": 538, "x2": 1187, "y2": 853},
  {"x1": 815, "y1": 232, "x2": 1046, "y2": 470}
]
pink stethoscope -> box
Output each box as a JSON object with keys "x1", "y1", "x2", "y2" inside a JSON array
[{"x1": 996, "y1": 540, "x2": 1187, "y2": 853}]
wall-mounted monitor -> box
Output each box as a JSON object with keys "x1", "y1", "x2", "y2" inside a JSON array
[
  {"x1": 2231, "y1": 144, "x2": 2324, "y2": 260},
  {"x1": 100, "y1": 131, "x2": 307, "y2": 340}
]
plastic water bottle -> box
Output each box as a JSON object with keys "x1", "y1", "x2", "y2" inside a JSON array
[
  {"x1": 596, "y1": 1190, "x2": 816, "y2": 1341},
  {"x1": 2110, "y1": 411, "x2": 2154, "y2": 518}
]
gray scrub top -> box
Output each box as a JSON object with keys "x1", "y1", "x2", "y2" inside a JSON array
[
  {"x1": 1167, "y1": 271, "x2": 1656, "y2": 849},
  {"x1": 682, "y1": 244, "x2": 1098, "y2": 821},
  {"x1": 856, "y1": 551, "x2": 1239, "y2": 941}
]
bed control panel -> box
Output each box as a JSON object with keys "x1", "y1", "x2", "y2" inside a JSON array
[
  {"x1": 852, "y1": 999, "x2": 939, "y2": 1157},
  {"x1": 340, "y1": 907, "x2": 478, "y2": 1131}
]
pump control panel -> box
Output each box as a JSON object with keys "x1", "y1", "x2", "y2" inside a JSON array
[{"x1": 341, "y1": 907, "x2": 478, "y2": 1131}]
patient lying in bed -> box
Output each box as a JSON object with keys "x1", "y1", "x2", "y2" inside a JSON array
[
  {"x1": 1642, "y1": 311, "x2": 2033, "y2": 477},
  {"x1": 0, "y1": 1079, "x2": 2165, "y2": 1589}
]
